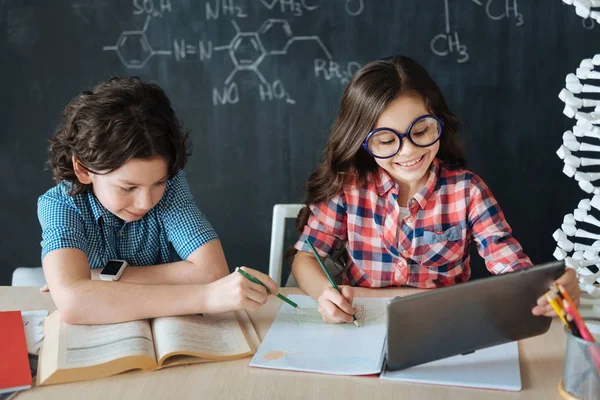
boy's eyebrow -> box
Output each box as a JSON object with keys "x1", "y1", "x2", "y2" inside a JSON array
[{"x1": 118, "y1": 176, "x2": 168, "y2": 186}]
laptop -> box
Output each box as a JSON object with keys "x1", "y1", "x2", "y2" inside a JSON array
[{"x1": 385, "y1": 260, "x2": 565, "y2": 371}]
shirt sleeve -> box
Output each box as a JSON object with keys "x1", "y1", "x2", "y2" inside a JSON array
[
  {"x1": 38, "y1": 189, "x2": 88, "y2": 261},
  {"x1": 468, "y1": 174, "x2": 533, "y2": 274},
  {"x1": 294, "y1": 193, "x2": 348, "y2": 258},
  {"x1": 159, "y1": 170, "x2": 219, "y2": 260}
]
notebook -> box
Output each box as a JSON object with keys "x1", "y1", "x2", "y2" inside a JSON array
[
  {"x1": 0, "y1": 311, "x2": 32, "y2": 394},
  {"x1": 380, "y1": 341, "x2": 522, "y2": 391},
  {"x1": 250, "y1": 295, "x2": 390, "y2": 375}
]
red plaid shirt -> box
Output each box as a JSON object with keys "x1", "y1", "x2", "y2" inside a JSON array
[{"x1": 294, "y1": 159, "x2": 532, "y2": 288}]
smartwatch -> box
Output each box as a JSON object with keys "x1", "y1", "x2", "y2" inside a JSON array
[{"x1": 99, "y1": 259, "x2": 128, "y2": 281}]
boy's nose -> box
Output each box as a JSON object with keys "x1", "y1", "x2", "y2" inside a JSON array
[{"x1": 134, "y1": 192, "x2": 153, "y2": 211}]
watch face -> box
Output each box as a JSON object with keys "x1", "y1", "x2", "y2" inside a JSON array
[{"x1": 102, "y1": 261, "x2": 123, "y2": 275}]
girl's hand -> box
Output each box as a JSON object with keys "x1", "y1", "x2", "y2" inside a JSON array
[
  {"x1": 204, "y1": 266, "x2": 278, "y2": 314},
  {"x1": 317, "y1": 285, "x2": 356, "y2": 323},
  {"x1": 532, "y1": 268, "x2": 580, "y2": 317}
]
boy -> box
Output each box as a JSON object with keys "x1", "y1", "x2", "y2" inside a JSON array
[{"x1": 39, "y1": 77, "x2": 277, "y2": 324}]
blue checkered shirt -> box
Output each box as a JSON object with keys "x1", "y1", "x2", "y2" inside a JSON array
[{"x1": 38, "y1": 170, "x2": 218, "y2": 268}]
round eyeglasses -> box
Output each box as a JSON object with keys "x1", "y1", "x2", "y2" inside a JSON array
[{"x1": 362, "y1": 114, "x2": 444, "y2": 159}]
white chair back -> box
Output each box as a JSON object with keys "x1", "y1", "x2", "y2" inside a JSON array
[
  {"x1": 12, "y1": 267, "x2": 46, "y2": 287},
  {"x1": 268, "y1": 204, "x2": 303, "y2": 286}
]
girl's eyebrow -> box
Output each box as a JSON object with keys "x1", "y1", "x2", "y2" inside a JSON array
[{"x1": 118, "y1": 176, "x2": 168, "y2": 186}]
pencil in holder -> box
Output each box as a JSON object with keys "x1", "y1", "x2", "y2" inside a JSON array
[{"x1": 559, "y1": 319, "x2": 600, "y2": 400}]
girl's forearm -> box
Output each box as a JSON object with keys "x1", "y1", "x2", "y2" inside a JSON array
[{"x1": 291, "y1": 252, "x2": 335, "y2": 300}]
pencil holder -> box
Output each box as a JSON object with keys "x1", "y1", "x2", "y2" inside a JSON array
[{"x1": 559, "y1": 320, "x2": 600, "y2": 400}]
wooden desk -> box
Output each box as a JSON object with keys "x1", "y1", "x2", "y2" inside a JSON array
[{"x1": 1, "y1": 286, "x2": 566, "y2": 400}]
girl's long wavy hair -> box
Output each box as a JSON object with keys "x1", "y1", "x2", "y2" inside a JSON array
[
  {"x1": 295, "y1": 55, "x2": 467, "y2": 233},
  {"x1": 48, "y1": 76, "x2": 190, "y2": 195}
]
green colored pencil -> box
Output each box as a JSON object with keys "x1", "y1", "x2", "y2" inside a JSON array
[
  {"x1": 304, "y1": 238, "x2": 359, "y2": 326},
  {"x1": 235, "y1": 267, "x2": 299, "y2": 309}
]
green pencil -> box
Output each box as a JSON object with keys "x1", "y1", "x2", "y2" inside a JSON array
[
  {"x1": 235, "y1": 267, "x2": 299, "y2": 309},
  {"x1": 304, "y1": 238, "x2": 359, "y2": 326}
]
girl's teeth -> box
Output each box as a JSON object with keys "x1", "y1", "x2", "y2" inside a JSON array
[{"x1": 399, "y1": 155, "x2": 423, "y2": 167}]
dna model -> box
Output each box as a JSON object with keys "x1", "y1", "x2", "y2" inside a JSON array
[{"x1": 555, "y1": 51, "x2": 600, "y2": 318}]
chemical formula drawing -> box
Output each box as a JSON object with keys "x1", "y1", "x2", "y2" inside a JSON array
[
  {"x1": 103, "y1": 0, "x2": 362, "y2": 106},
  {"x1": 431, "y1": 0, "x2": 524, "y2": 64}
]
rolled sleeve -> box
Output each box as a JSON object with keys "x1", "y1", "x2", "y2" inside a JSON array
[
  {"x1": 468, "y1": 175, "x2": 533, "y2": 274},
  {"x1": 294, "y1": 194, "x2": 348, "y2": 258},
  {"x1": 160, "y1": 171, "x2": 219, "y2": 260},
  {"x1": 38, "y1": 190, "x2": 88, "y2": 261}
]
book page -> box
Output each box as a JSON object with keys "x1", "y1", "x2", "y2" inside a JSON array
[
  {"x1": 249, "y1": 295, "x2": 389, "y2": 375},
  {"x1": 21, "y1": 310, "x2": 48, "y2": 354},
  {"x1": 152, "y1": 312, "x2": 253, "y2": 366},
  {"x1": 57, "y1": 316, "x2": 156, "y2": 369}
]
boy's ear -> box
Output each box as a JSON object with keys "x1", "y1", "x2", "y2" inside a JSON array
[{"x1": 72, "y1": 156, "x2": 93, "y2": 184}]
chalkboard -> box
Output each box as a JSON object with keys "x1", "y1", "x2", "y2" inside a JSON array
[{"x1": 1, "y1": 0, "x2": 599, "y2": 285}]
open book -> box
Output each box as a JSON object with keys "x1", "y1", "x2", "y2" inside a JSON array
[{"x1": 37, "y1": 310, "x2": 259, "y2": 386}]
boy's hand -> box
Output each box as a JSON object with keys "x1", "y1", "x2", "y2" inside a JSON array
[
  {"x1": 532, "y1": 268, "x2": 580, "y2": 317},
  {"x1": 317, "y1": 285, "x2": 356, "y2": 323},
  {"x1": 205, "y1": 266, "x2": 278, "y2": 314}
]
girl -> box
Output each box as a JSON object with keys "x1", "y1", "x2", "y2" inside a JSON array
[
  {"x1": 38, "y1": 77, "x2": 277, "y2": 325},
  {"x1": 291, "y1": 55, "x2": 580, "y2": 323}
]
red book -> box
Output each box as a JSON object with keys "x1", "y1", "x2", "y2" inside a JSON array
[{"x1": 0, "y1": 311, "x2": 32, "y2": 394}]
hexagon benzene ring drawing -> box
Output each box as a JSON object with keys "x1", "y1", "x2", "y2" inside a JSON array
[
  {"x1": 229, "y1": 33, "x2": 266, "y2": 68},
  {"x1": 214, "y1": 19, "x2": 333, "y2": 87},
  {"x1": 102, "y1": 15, "x2": 172, "y2": 69}
]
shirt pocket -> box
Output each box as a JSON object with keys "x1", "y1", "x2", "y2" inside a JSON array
[{"x1": 418, "y1": 226, "x2": 465, "y2": 268}]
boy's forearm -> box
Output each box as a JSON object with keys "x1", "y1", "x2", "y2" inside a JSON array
[
  {"x1": 57, "y1": 280, "x2": 210, "y2": 325},
  {"x1": 116, "y1": 260, "x2": 227, "y2": 285},
  {"x1": 292, "y1": 252, "x2": 334, "y2": 301}
]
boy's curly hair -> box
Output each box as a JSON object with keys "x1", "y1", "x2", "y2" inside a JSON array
[{"x1": 49, "y1": 76, "x2": 190, "y2": 195}]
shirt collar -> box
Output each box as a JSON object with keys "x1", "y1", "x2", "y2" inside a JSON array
[
  {"x1": 412, "y1": 158, "x2": 440, "y2": 209},
  {"x1": 87, "y1": 190, "x2": 122, "y2": 226},
  {"x1": 374, "y1": 158, "x2": 440, "y2": 208},
  {"x1": 374, "y1": 167, "x2": 396, "y2": 197}
]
